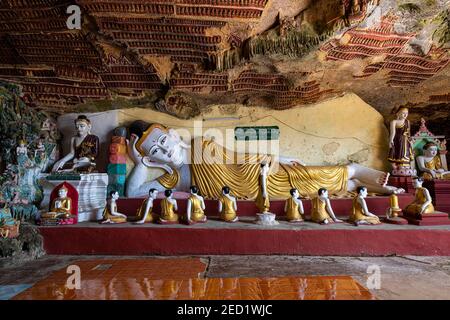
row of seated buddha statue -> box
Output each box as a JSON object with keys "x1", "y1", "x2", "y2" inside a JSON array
[{"x1": 99, "y1": 184, "x2": 386, "y2": 226}]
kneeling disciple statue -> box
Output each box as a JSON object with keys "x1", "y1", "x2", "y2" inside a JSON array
[
  {"x1": 159, "y1": 189, "x2": 179, "y2": 224},
  {"x1": 52, "y1": 115, "x2": 99, "y2": 173},
  {"x1": 349, "y1": 186, "x2": 381, "y2": 226},
  {"x1": 416, "y1": 142, "x2": 450, "y2": 180},
  {"x1": 311, "y1": 188, "x2": 343, "y2": 224},
  {"x1": 135, "y1": 188, "x2": 158, "y2": 224},
  {"x1": 218, "y1": 186, "x2": 238, "y2": 223},
  {"x1": 284, "y1": 188, "x2": 304, "y2": 222},
  {"x1": 42, "y1": 185, "x2": 72, "y2": 219},
  {"x1": 101, "y1": 190, "x2": 127, "y2": 224},
  {"x1": 186, "y1": 186, "x2": 207, "y2": 224},
  {"x1": 404, "y1": 177, "x2": 434, "y2": 218}
]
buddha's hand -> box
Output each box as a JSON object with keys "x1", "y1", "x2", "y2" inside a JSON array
[
  {"x1": 437, "y1": 168, "x2": 445, "y2": 173},
  {"x1": 127, "y1": 134, "x2": 143, "y2": 164},
  {"x1": 430, "y1": 170, "x2": 437, "y2": 178},
  {"x1": 389, "y1": 140, "x2": 394, "y2": 148},
  {"x1": 280, "y1": 157, "x2": 306, "y2": 166}
]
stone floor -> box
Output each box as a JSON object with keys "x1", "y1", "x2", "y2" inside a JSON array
[{"x1": 1, "y1": 255, "x2": 450, "y2": 300}]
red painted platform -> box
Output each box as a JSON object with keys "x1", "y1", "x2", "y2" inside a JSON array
[
  {"x1": 39, "y1": 222, "x2": 450, "y2": 256},
  {"x1": 117, "y1": 194, "x2": 416, "y2": 218}
]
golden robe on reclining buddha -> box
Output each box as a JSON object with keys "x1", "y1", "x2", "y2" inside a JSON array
[{"x1": 124, "y1": 121, "x2": 404, "y2": 199}]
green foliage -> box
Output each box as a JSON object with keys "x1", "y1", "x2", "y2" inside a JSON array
[
  {"x1": 399, "y1": 3, "x2": 422, "y2": 13},
  {"x1": 0, "y1": 82, "x2": 47, "y2": 164}
]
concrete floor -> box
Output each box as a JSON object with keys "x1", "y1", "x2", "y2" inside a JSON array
[{"x1": 1, "y1": 255, "x2": 450, "y2": 300}]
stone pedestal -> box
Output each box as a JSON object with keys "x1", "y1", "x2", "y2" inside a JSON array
[
  {"x1": 403, "y1": 212, "x2": 450, "y2": 226},
  {"x1": 39, "y1": 173, "x2": 108, "y2": 222},
  {"x1": 388, "y1": 176, "x2": 414, "y2": 193},
  {"x1": 424, "y1": 179, "x2": 450, "y2": 213},
  {"x1": 255, "y1": 212, "x2": 279, "y2": 226}
]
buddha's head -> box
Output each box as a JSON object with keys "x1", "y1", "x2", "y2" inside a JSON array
[
  {"x1": 396, "y1": 107, "x2": 409, "y2": 120},
  {"x1": 58, "y1": 186, "x2": 68, "y2": 198},
  {"x1": 109, "y1": 190, "x2": 119, "y2": 200},
  {"x1": 290, "y1": 188, "x2": 299, "y2": 198},
  {"x1": 190, "y1": 186, "x2": 199, "y2": 195},
  {"x1": 164, "y1": 189, "x2": 173, "y2": 198},
  {"x1": 18, "y1": 139, "x2": 26, "y2": 147},
  {"x1": 260, "y1": 162, "x2": 270, "y2": 175},
  {"x1": 222, "y1": 186, "x2": 230, "y2": 196},
  {"x1": 130, "y1": 120, "x2": 186, "y2": 168},
  {"x1": 413, "y1": 177, "x2": 424, "y2": 188},
  {"x1": 318, "y1": 188, "x2": 328, "y2": 199},
  {"x1": 149, "y1": 188, "x2": 158, "y2": 199},
  {"x1": 423, "y1": 142, "x2": 438, "y2": 158},
  {"x1": 357, "y1": 186, "x2": 368, "y2": 198},
  {"x1": 75, "y1": 115, "x2": 92, "y2": 137}
]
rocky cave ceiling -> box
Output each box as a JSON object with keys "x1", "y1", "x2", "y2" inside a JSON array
[{"x1": 0, "y1": 0, "x2": 449, "y2": 130}]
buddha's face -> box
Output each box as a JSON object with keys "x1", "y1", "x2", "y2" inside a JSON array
[
  {"x1": 320, "y1": 190, "x2": 329, "y2": 198},
  {"x1": 138, "y1": 127, "x2": 184, "y2": 167},
  {"x1": 397, "y1": 109, "x2": 408, "y2": 120},
  {"x1": 424, "y1": 145, "x2": 438, "y2": 157},
  {"x1": 292, "y1": 190, "x2": 299, "y2": 198},
  {"x1": 75, "y1": 121, "x2": 91, "y2": 137},
  {"x1": 149, "y1": 190, "x2": 158, "y2": 199},
  {"x1": 413, "y1": 179, "x2": 423, "y2": 188},
  {"x1": 112, "y1": 192, "x2": 119, "y2": 200},
  {"x1": 58, "y1": 188, "x2": 68, "y2": 198}
]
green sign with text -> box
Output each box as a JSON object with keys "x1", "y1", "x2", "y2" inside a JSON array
[{"x1": 234, "y1": 126, "x2": 280, "y2": 141}]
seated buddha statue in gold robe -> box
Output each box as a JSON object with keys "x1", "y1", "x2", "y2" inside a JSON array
[
  {"x1": 404, "y1": 178, "x2": 435, "y2": 217},
  {"x1": 218, "y1": 186, "x2": 238, "y2": 223},
  {"x1": 159, "y1": 189, "x2": 179, "y2": 224},
  {"x1": 311, "y1": 188, "x2": 343, "y2": 224},
  {"x1": 135, "y1": 188, "x2": 158, "y2": 224},
  {"x1": 101, "y1": 191, "x2": 127, "y2": 224},
  {"x1": 42, "y1": 185, "x2": 72, "y2": 219},
  {"x1": 284, "y1": 188, "x2": 304, "y2": 222},
  {"x1": 186, "y1": 186, "x2": 207, "y2": 224},
  {"x1": 416, "y1": 142, "x2": 450, "y2": 180},
  {"x1": 348, "y1": 186, "x2": 381, "y2": 226},
  {"x1": 124, "y1": 121, "x2": 405, "y2": 199}
]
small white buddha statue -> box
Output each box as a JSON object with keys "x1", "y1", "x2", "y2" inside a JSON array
[
  {"x1": 284, "y1": 188, "x2": 304, "y2": 222},
  {"x1": 349, "y1": 186, "x2": 381, "y2": 226},
  {"x1": 135, "y1": 188, "x2": 158, "y2": 224},
  {"x1": 186, "y1": 186, "x2": 207, "y2": 224},
  {"x1": 311, "y1": 188, "x2": 343, "y2": 224},
  {"x1": 218, "y1": 186, "x2": 238, "y2": 223},
  {"x1": 16, "y1": 139, "x2": 28, "y2": 156},
  {"x1": 159, "y1": 189, "x2": 179, "y2": 224},
  {"x1": 101, "y1": 191, "x2": 127, "y2": 224},
  {"x1": 404, "y1": 177, "x2": 435, "y2": 217}
]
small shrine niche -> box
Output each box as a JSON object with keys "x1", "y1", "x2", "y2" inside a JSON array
[{"x1": 411, "y1": 118, "x2": 448, "y2": 171}]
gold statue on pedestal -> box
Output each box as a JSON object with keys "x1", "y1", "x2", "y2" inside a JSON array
[
  {"x1": 417, "y1": 142, "x2": 450, "y2": 180},
  {"x1": 349, "y1": 186, "x2": 381, "y2": 226},
  {"x1": 404, "y1": 178, "x2": 435, "y2": 218},
  {"x1": 218, "y1": 186, "x2": 238, "y2": 223},
  {"x1": 255, "y1": 162, "x2": 270, "y2": 213},
  {"x1": 42, "y1": 185, "x2": 72, "y2": 219}
]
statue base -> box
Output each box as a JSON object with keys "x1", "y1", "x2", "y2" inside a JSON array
[
  {"x1": 403, "y1": 212, "x2": 450, "y2": 226},
  {"x1": 255, "y1": 212, "x2": 279, "y2": 226},
  {"x1": 39, "y1": 217, "x2": 77, "y2": 226},
  {"x1": 391, "y1": 167, "x2": 416, "y2": 177},
  {"x1": 39, "y1": 173, "x2": 108, "y2": 222}
]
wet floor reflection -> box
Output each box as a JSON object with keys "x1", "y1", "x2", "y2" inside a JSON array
[{"x1": 12, "y1": 258, "x2": 375, "y2": 300}]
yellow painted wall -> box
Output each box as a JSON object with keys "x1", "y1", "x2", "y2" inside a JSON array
[{"x1": 117, "y1": 92, "x2": 389, "y2": 171}]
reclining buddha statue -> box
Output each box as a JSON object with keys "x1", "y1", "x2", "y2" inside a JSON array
[{"x1": 123, "y1": 121, "x2": 405, "y2": 199}]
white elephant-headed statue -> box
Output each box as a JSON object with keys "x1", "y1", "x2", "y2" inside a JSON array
[{"x1": 122, "y1": 121, "x2": 405, "y2": 199}]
